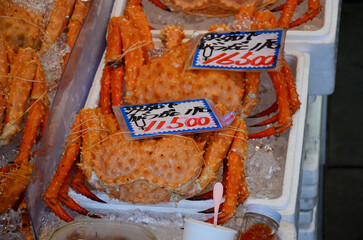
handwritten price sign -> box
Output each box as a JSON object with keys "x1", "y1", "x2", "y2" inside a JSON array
[
  {"x1": 113, "y1": 99, "x2": 224, "y2": 139},
  {"x1": 191, "y1": 29, "x2": 286, "y2": 71}
]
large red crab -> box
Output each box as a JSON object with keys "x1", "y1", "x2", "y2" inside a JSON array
[{"x1": 43, "y1": 0, "x2": 301, "y2": 225}]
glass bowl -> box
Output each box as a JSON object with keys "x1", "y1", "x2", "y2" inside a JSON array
[{"x1": 48, "y1": 219, "x2": 157, "y2": 240}]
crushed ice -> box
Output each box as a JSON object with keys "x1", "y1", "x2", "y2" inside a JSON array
[
  {"x1": 0, "y1": 209, "x2": 24, "y2": 240},
  {"x1": 39, "y1": 33, "x2": 70, "y2": 89}
]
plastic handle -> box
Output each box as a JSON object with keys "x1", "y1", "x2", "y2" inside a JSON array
[{"x1": 213, "y1": 182, "x2": 223, "y2": 228}]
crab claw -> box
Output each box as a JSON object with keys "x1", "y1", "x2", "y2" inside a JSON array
[
  {"x1": 70, "y1": 167, "x2": 106, "y2": 203},
  {"x1": 248, "y1": 102, "x2": 278, "y2": 118},
  {"x1": 249, "y1": 114, "x2": 279, "y2": 127},
  {"x1": 43, "y1": 197, "x2": 73, "y2": 222},
  {"x1": 149, "y1": 0, "x2": 171, "y2": 11}
]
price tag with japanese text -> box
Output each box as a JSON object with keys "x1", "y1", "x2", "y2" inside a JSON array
[
  {"x1": 113, "y1": 99, "x2": 232, "y2": 140},
  {"x1": 186, "y1": 29, "x2": 286, "y2": 71}
]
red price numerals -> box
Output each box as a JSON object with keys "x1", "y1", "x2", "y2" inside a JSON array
[
  {"x1": 144, "y1": 116, "x2": 211, "y2": 132},
  {"x1": 203, "y1": 52, "x2": 276, "y2": 67}
]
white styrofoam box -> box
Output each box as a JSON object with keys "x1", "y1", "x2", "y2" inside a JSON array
[
  {"x1": 148, "y1": 0, "x2": 340, "y2": 95},
  {"x1": 301, "y1": 184, "x2": 319, "y2": 199},
  {"x1": 81, "y1": 0, "x2": 309, "y2": 228},
  {"x1": 301, "y1": 95, "x2": 323, "y2": 186},
  {"x1": 285, "y1": 0, "x2": 340, "y2": 95},
  {"x1": 298, "y1": 206, "x2": 318, "y2": 240},
  {"x1": 300, "y1": 197, "x2": 317, "y2": 211},
  {"x1": 299, "y1": 209, "x2": 314, "y2": 227}
]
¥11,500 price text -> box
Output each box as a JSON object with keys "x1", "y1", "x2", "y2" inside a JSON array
[{"x1": 144, "y1": 116, "x2": 212, "y2": 132}]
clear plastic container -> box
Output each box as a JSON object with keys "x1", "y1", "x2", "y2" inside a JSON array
[
  {"x1": 237, "y1": 204, "x2": 281, "y2": 240},
  {"x1": 48, "y1": 220, "x2": 157, "y2": 240}
]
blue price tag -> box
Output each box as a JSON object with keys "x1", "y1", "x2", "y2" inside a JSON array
[
  {"x1": 113, "y1": 99, "x2": 224, "y2": 139},
  {"x1": 191, "y1": 29, "x2": 285, "y2": 71}
]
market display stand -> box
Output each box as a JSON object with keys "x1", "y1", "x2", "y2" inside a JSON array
[{"x1": 26, "y1": 0, "x2": 341, "y2": 239}]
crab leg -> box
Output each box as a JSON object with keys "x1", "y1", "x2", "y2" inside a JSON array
[
  {"x1": 248, "y1": 102, "x2": 278, "y2": 118},
  {"x1": 100, "y1": 67, "x2": 112, "y2": 114},
  {"x1": 272, "y1": 0, "x2": 304, "y2": 12},
  {"x1": 242, "y1": 72, "x2": 260, "y2": 116},
  {"x1": 124, "y1": 4, "x2": 154, "y2": 62},
  {"x1": 19, "y1": 196, "x2": 35, "y2": 240},
  {"x1": 149, "y1": 0, "x2": 170, "y2": 11},
  {"x1": 189, "y1": 158, "x2": 228, "y2": 201},
  {"x1": 40, "y1": 0, "x2": 77, "y2": 53},
  {"x1": 58, "y1": 170, "x2": 89, "y2": 215},
  {"x1": 248, "y1": 71, "x2": 293, "y2": 138},
  {"x1": 43, "y1": 114, "x2": 81, "y2": 222},
  {"x1": 277, "y1": 0, "x2": 298, "y2": 28},
  {"x1": 70, "y1": 166, "x2": 106, "y2": 203},
  {"x1": 160, "y1": 25, "x2": 185, "y2": 50},
  {"x1": 250, "y1": 60, "x2": 300, "y2": 127},
  {"x1": 63, "y1": 0, "x2": 92, "y2": 67},
  {"x1": 207, "y1": 117, "x2": 249, "y2": 224},
  {"x1": 0, "y1": 40, "x2": 10, "y2": 132},
  {"x1": 15, "y1": 55, "x2": 48, "y2": 165},
  {"x1": 282, "y1": 59, "x2": 301, "y2": 113},
  {"x1": 0, "y1": 48, "x2": 37, "y2": 146},
  {"x1": 0, "y1": 161, "x2": 33, "y2": 214},
  {"x1": 195, "y1": 105, "x2": 241, "y2": 193},
  {"x1": 120, "y1": 17, "x2": 144, "y2": 94},
  {"x1": 289, "y1": 0, "x2": 322, "y2": 28}
]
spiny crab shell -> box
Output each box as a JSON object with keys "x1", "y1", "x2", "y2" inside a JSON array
[{"x1": 159, "y1": 0, "x2": 277, "y2": 17}]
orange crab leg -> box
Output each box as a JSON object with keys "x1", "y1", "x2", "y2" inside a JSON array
[
  {"x1": 120, "y1": 17, "x2": 144, "y2": 94},
  {"x1": 160, "y1": 25, "x2": 186, "y2": 50},
  {"x1": 0, "y1": 161, "x2": 33, "y2": 214},
  {"x1": 250, "y1": 114, "x2": 279, "y2": 127},
  {"x1": 15, "y1": 56, "x2": 48, "y2": 164},
  {"x1": 40, "y1": 0, "x2": 77, "y2": 53},
  {"x1": 189, "y1": 158, "x2": 228, "y2": 201},
  {"x1": 19, "y1": 196, "x2": 35, "y2": 240},
  {"x1": 100, "y1": 67, "x2": 112, "y2": 114},
  {"x1": 58, "y1": 170, "x2": 89, "y2": 215},
  {"x1": 0, "y1": 40, "x2": 10, "y2": 132},
  {"x1": 63, "y1": 0, "x2": 92, "y2": 67},
  {"x1": 282, "y1": 59, "x2": 301, "y2": 113},
  {"x1": 0, "y1": 48, "x2": 37, "y2": 146},
  {"x1": 105, "y1": 17, "x2": 123, "y2": 64},
  {"x1": 289, "y1": 0, "x2": 322, "y2": 28},
  {"x1": 207, "y1": 117, "x2": 249, "y2": 224},
  {"x1": 43, "y1": 114, "x2": 81, "y2": 222},
  {"x1": 249, "y1": 102, "x2": 278, "y2": 118},
  {"x1": 124, "y1": 4, "x2": 154, "y2": 62},
  {"x1": 111, "y1": 66, "x2": 123, "y2": 106},
  {"x1": 248, "y1": 71, "x2": 293, "y2": 139},
  {"x1": 277, "y1": 0, "x2": 298, "y2": 28},
  {"x1": 148, "y1": 0, "x2": 170, "y2": 11},
  {"x1": 272, "y1": 0, "x2": 304, "y2": 12},
  {"x1": 242, "y1": 72, "x2": 260, "y2": 116},
  {"x1": 70, "y1": 166, "x2": 106, "y2": 203}
]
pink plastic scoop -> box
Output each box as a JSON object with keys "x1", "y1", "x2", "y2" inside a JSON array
[{"x1": 213, "y1": 182, "x2": 224, "y2": 228}]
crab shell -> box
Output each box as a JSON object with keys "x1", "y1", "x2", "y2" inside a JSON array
[{"x1": 159, "y1": 0, "x2": 277, "y2": 17}]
